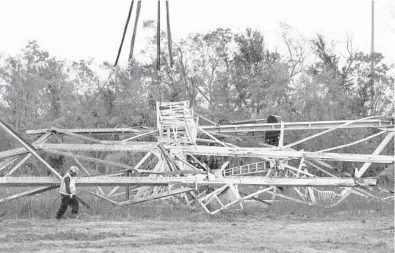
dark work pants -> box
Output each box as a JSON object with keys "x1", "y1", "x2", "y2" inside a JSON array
[{"x1": 56, "y1": 194, "x2": 79, "y2": 219}]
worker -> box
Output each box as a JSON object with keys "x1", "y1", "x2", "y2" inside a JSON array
[{"x1": 56, "y1": 166, "x2": 79, "y2": 219}]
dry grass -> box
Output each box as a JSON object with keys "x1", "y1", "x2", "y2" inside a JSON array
[{"x1": 0, "y1": 186, "x2": 393, "y2": 222}]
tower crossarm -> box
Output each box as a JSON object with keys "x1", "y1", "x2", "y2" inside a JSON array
[{"x1": 200, "y1": 119, "x2": 394, "y2": 133}]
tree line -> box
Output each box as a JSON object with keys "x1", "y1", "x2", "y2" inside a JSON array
[{"x1": 0, "y1": 24, "x2": 393, "y2": 174}]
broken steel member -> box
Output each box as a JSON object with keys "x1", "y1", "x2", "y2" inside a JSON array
[{"x1": 56, "y1": 166, "x2": 79, "y2": 219}]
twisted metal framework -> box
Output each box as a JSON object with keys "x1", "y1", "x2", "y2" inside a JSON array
[{"x1": 0, "y1": 101, "x2": 393, "y2": 214}]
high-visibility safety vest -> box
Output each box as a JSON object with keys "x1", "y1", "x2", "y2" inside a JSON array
[{"x1": 59, "y1": 172, "x2": 76, "y2": 195}]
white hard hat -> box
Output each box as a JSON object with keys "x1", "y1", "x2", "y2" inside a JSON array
[{"x1": 69, "y1": 166, "x2": 79, "y2": 174}]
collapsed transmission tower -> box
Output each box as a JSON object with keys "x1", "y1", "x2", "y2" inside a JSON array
[{"x1": 0, "y1": 101, "x2": 394, "y2": 214}]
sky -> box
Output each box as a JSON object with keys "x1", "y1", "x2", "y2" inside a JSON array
[{"x1": 0, "y1": 0, "x2": 394, "y2": 68}]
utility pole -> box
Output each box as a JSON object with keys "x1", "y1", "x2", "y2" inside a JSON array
[
  {"x1": 370, "y1": 0, "x2": 375, "y2": 113},
  {"x1": 371, "y1": 0, "x2": 374, "y2": 56}
]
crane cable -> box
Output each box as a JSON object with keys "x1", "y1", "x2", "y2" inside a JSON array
[
  {"x1": 66, "y1": 0, "x2": 135, "y2": 129},
  {"x1": 166, "y1": 0, "x2": 174, "y2": 68},
  {"x1": 128, "y1": 1, "x2": 142, "y2": 63},
  {"x1": 115, "y1": 0, "x2": 135, "y2": 66},
  {"x1": 157, "y1": 0, "x2": 161, "y2": 72},
  {"x1": 67, "y1": 0, "x2": 173, "y2": 129}
]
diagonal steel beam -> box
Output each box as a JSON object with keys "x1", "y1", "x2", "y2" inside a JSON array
[
  {"x1": 84, "y1": 190, "x2": 119, "y2": 206},
  {"x1": 118, "y1": 187, "x2": 194, "y2": 206},
  {"x1": 285, "y1": 116, "x2": 379, "y2": 148},
  {"x1": 53, "y1": 128, "x2": 104, "y2": 144},
  {"x1": 6, "y1": 153, "x2": 32, "y2": 176},
  {"x1": 0, "y1": 186, "x2": 58, "y2": 204},
  {"x1": 0, "y1": 157, "x2": 19, "y2": 172},
  {"x1": 0, "y1": 131, "x2": 52, "y2": 161},
  {"x1": 43, "y1": 149, "x2": 141, "y2": 173},
  {"x1": 0, "y1": 119, "x2": 61, "y2": 179},
  {"x1": 355, "y1": 132, "x2": 394, "y2": 178},
  {"x1": 318, "y1": 130, "x2": 387, "y2": 152}
]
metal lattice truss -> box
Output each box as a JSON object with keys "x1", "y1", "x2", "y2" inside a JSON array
[{"x1": 0, "y1": 101, "x2": 394, "y2": 214}]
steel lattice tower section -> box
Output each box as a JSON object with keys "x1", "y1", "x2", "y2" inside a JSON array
[{"x1": 0, "y1": 102, "x2": 394, "y2": 214}]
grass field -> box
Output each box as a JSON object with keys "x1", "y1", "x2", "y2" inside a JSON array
[
  {"x1": 0, "y1": 187, "x2": 394, "y2": 252},
  {"x1": 0, "y1": 186, "x2": 393, "y2": 220}
]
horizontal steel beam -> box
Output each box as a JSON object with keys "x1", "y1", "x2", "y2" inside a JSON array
[
  {"x1": 37, "y1": 144, "x2": 394, "y2": 163},
  {"x1": 200, "y1": 119, "x2": 394, "y2": 133},
  {"x1": 26, "y1": 119, "x2": 393, "y2": 135},
  {"x1": 39, "y1": 143, "x2": 157, "y2": 152},
  {"x1": 26, "y1": 128, "x2": 146, "y2": 135},
  {"x1": 0, "y1": 176, "x2": 376, "y2": 187},
  {"x1": 1, "y1": 147, "x2": 389, "y2": 170},
  {"x1": 177, "y1": 146, "x2": 394, "y2": 163},
  {"x1": 1, "y1": 139, "x2": 157, "y2": 160}
]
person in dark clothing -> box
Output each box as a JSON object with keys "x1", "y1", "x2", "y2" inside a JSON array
[{"x1": 56, "y1": 166, "x2": 79, "y2": 219}]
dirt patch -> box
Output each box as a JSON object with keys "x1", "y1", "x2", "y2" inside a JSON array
[{"x1": 0, "y1": 216, "x2": 393, "y2": 253}]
